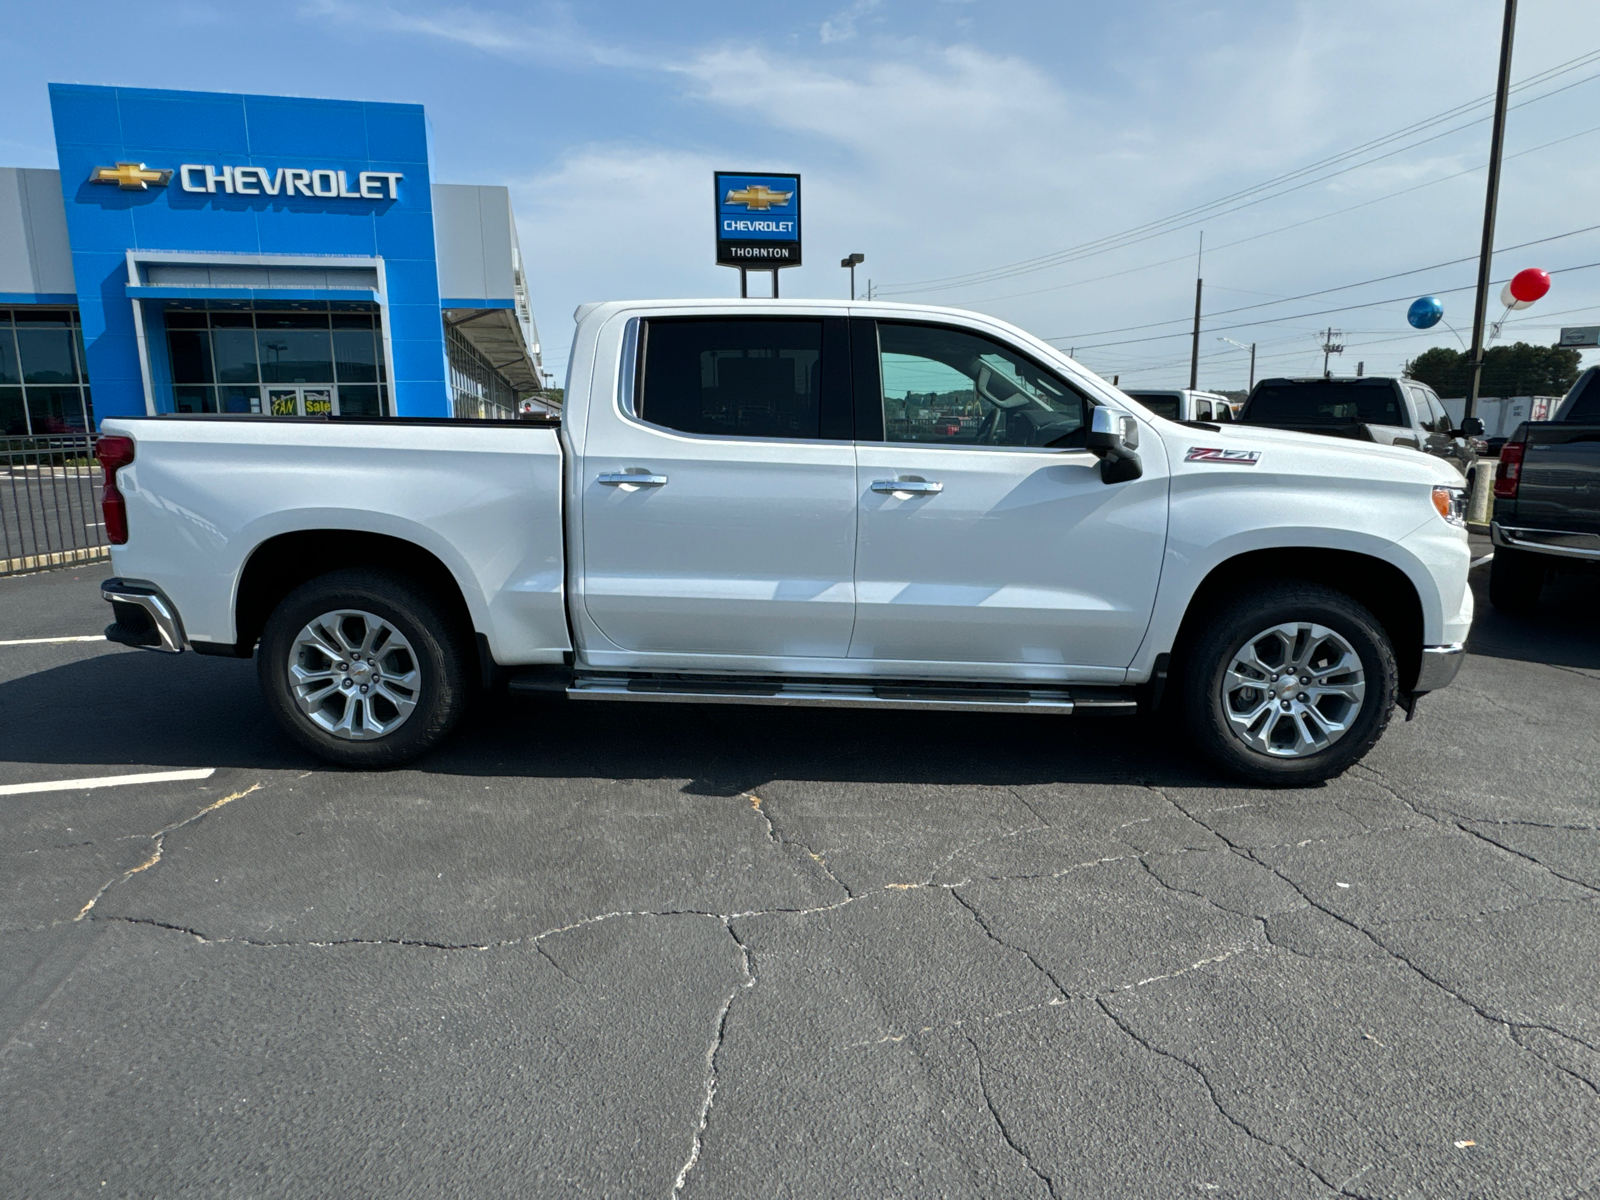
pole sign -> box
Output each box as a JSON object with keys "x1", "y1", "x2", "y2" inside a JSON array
[
  {"x1": 1559, "y1": 325, "x2": 1600, "y2": 349},
  {"x1": 715, "y1": 172, "x2": 801, "y2": 268}
]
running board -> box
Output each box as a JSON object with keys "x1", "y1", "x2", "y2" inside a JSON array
[{"x1": 564, "y1": 676, "x2": 1138, "y2": 716}]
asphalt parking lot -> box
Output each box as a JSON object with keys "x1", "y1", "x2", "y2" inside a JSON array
[{"x1": 2, "y1": 556, "x2": 1598, "y2": 1199}]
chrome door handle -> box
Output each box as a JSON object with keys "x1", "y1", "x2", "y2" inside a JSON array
[
  {"x1": 871, "y1": 479, "x2": 943, "y2": 495},
  {"x1": 597, "y1": 472, "x2": 668, "y2": 487}
]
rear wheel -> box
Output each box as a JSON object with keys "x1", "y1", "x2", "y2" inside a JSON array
[
  {"x1": 1179, "y1": 582, "x2": 1397, "y2": 786},
  {"x1": 1488, "y1": 547, "x2": 1544, "y2": 614},
  {"x1": 258, "y1": 569, "x2": 470, "y2": 767}
]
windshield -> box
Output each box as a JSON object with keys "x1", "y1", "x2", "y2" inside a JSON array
[
  {"x1": 1243, "y1": 381, "x2": 1402, "y2": 426},
  {"x1": 1126, "y1": 391, "x2": 1181, "y2": 420}
]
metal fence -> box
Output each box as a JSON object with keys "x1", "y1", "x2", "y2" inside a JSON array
[{"x1": 1, "y1": 434, "x2": 108, "y2": 577}]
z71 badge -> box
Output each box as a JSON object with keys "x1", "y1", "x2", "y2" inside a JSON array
[{"x1": 1186, "y1": 447, "x2": 1262, "y2": 465}]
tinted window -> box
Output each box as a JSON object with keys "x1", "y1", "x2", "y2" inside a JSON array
[
  {"x1": 638, "y1": 318, "x2": 822, "y2": 439},
  {"x1": 1244, "y1": 381, "x2": 1403, "y2": 426},
  {"x1": 1562, "y1": 368, "x2": 1600, "y2": 422},
  {"x1": 878, "y1": 322, "x2": 1086, "y2": 448},
  {"x1": 1126, "y1": 391, "x2": 1180, "y2": 420}
]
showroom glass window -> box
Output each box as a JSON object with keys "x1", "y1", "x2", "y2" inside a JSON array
[
  {"x1": 877, "y1": 322, "x2": 1087, "y2": 448},
  {"x1": 0, "y1": 309, "x2": 91, "y2": 436},
  {"x1": 634, "y1": 318, "x2": 825, "y2": 439},
  {"x1": 161, "y1": 304, "x2": 388, "y2": 417}
]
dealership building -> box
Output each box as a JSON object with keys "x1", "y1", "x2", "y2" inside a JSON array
[{"x1": 0, "y1": 83, "x2": 544, "y2": 435}]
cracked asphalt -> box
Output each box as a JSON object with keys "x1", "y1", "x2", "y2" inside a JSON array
[{"x1": 2, "y1": 558, "x2": 1598, "y2": 1199}]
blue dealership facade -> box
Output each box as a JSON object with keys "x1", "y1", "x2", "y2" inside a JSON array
[{"x1": 0, "y1": 84, "x2": 543, "y2": 433}]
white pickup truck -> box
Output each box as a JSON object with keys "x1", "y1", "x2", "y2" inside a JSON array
[{"x1": 96, "y1": 299, "x2": 1472, "y2": 785}]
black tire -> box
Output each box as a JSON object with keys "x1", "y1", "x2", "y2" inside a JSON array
[
  {"x1": 1488, "y1": 547, "x2": 1544, "y2": 614},
  {"x1": 1178, "y1": 581, "x2": 1398, "y2": 787},
  {"x1": 257, "y1": 568, "x2": 470, "y2": 767}
]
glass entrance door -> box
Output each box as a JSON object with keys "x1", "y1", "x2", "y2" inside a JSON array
[{"x1": 267, "y1": 386, "x2": 336, "y2": 416}]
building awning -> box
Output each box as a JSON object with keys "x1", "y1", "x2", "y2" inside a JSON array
[{"x1": 444, "y1": 305, "x2": 540, "y2": 393}]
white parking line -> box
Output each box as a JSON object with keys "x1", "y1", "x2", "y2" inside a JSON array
[
  {"x1": 0, "y1": 635, "x2": 106, "y2": 646},
  {"x1": 1470, "y1": 553, "x2": 1495, "y2": 569},
  {"x1": 0, "y1": 768, "x2": 215, "y2": 797}
]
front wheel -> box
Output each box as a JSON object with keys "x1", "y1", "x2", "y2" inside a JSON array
[
  {"x1": 257, "y1": 569, "x2": 470, "y2": 767},
  {"x1": 1178, "y1": 582, "x2": 1398, "y2": 786}
]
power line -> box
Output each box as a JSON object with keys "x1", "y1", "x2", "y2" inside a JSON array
[
  {"x1": 960, "y1": 119, "x2": 1600, "y2": 307},
  {"x1": 1067, "y1": 257, "x2": 1600, "y2": 353},
  {"x1": 1042, "y1": 222, "x2": 1600, "y2": 344},
  {"x1": 876, "y1": 48, "x2": 1600, "y2": 296}
]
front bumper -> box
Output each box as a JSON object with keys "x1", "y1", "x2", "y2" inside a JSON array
[
  {"x1": 102, "y1": 578, "x2": 186, "y2": 653},
  {"x1": 1414, "y1": 642, "x2": 1465, "y2": 693}
]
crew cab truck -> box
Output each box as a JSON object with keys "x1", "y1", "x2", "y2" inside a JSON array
[
  {"x1": 1238, "y1": 376, "x2": 1482, "y2": 487},
  {"x1": 1488, "y1": 364, "x2": 1600, "y2": 612},
  {"x1": 96, "y1": 300, "x2": 1473, "y2": 786}
]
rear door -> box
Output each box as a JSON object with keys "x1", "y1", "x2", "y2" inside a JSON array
[
  {"x1": 849, "y1": 318, "x2": 1168, "y2": 675},
  {"x1": 578, "y1": 316, "x2": 859, "y2": 659}
]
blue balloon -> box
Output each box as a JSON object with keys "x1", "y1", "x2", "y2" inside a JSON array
[{"x1": 1408, "y1": 296, "x2": 1444, "y2": 329}]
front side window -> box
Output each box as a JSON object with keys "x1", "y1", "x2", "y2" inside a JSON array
[
  {"x1": 636, "y1": 318, "x2": 823, "y2": 439},
  {"x1": 878, "y1": 322, "x2": 1086, "y2": 448}
]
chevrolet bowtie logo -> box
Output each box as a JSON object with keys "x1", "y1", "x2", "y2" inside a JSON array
[
  {"x1": 724, "y1": 184, "x2": 792, "y2": 211},
  {"x1": 90, "y1": 162, "x2": 174, "y2": 190}
]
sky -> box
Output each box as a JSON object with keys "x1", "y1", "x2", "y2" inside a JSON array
[{"x1": 2, "y1": 0, "x2": 1598, "y2": 392}]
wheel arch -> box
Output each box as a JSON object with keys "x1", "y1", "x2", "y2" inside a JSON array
[
  {"x1": 1169, "y1": 547, "x2": 1426, "y2": 693},
  {"x1": 230, "y1": 530, "x2": 480, "y2": 669}
]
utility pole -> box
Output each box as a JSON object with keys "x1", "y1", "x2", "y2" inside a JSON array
[
  {"x1": 1189, "y1": 232, "x2": 1204, "y2": 390},
  {"x1": 1320, "y1": 328, "x2": 1345, "y2": 377},
  {"x1": 1466, "y1": 0, "x2": 1518, "y2": 422}
]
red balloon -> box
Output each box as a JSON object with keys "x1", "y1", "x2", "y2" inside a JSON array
[{"x1": 1509, "y1": 267, "x2": 1551, "y2": 304}]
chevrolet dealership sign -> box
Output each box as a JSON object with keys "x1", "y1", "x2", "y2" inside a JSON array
[
  {"x1": 714, "y1": 171, "x2": 801, "y2": 267},
  {"x1": 90, "y1": 161, "x2": 402, "y2": 199}
]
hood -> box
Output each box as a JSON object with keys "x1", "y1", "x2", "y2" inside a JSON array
[{"x1": 1146, "y1": 414, "x2": 1463, "y2": 487}]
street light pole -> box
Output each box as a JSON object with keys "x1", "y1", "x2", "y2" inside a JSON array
[
  {"x1": 841, "y1": 253, "x2": 865, "y2": 300},
  {"x1": 1466, "y1": 0, "x2": 1518, "y2": 422},
  {"x1": 1217, "y1": 337, "x2": 1257, "y2": 390}
]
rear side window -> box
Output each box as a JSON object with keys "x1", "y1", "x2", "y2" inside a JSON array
[
  {"x1": 636, "y1": 318, "x2": 823, "y2": 439},
  {"x1": 1244, "y1": 381, "x2": 1403, "y2": 426},
  {"x1": 1562, "y1": 368, "x2": 1600, "y2": 422}
]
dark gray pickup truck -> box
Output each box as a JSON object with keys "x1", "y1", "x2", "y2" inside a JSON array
[{"x1": 1489, "y1": 365, "x2": 1600, "y2": 611}]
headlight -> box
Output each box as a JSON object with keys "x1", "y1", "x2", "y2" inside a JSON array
[{"x1": 1431, "y1": 485, "x2": 1467, "y2": 526}]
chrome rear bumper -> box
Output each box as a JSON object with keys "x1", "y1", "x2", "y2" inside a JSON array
[
  {"x1": 102, "y1": 578, "x2": 186, "y2": 653},
  {"x1": 1492, "y1": 522, "x2": 1600, "y2": 561}
]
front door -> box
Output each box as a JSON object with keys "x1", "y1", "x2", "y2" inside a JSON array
[
  {"x1": 267, "y1": 386, "x2": 335, "y2": 417},
  {"x1": 850, "y1": 319, "x2": 1168, "y2": 673},
  {"x1": 578, "y1": 315, "x2": 858, "y2": 661}
]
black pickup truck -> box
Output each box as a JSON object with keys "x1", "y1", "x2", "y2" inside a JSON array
[
  {"x1": 1489, "y1": 365, "x2": 1600, "y2": 611},
  {"x1": 1237, "y1": 376, "x2": 1483, "y2": 485}
]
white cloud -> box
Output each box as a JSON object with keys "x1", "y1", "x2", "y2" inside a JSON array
[{"x1": 819, "y1": 0, "x2": 881, "y2": 44}]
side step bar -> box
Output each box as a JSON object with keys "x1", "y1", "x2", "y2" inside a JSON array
[{"x1": 560, "y1": 676, "x2": 1137, "y2": 716}]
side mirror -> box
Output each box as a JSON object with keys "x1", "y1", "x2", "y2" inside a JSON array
[
  {"x1": 1086, "y1": 406, "x2": 1143, "y2": 483},
  {"x1": 1458, "y1": 416, "x2": 1485, "y2": 437}
]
